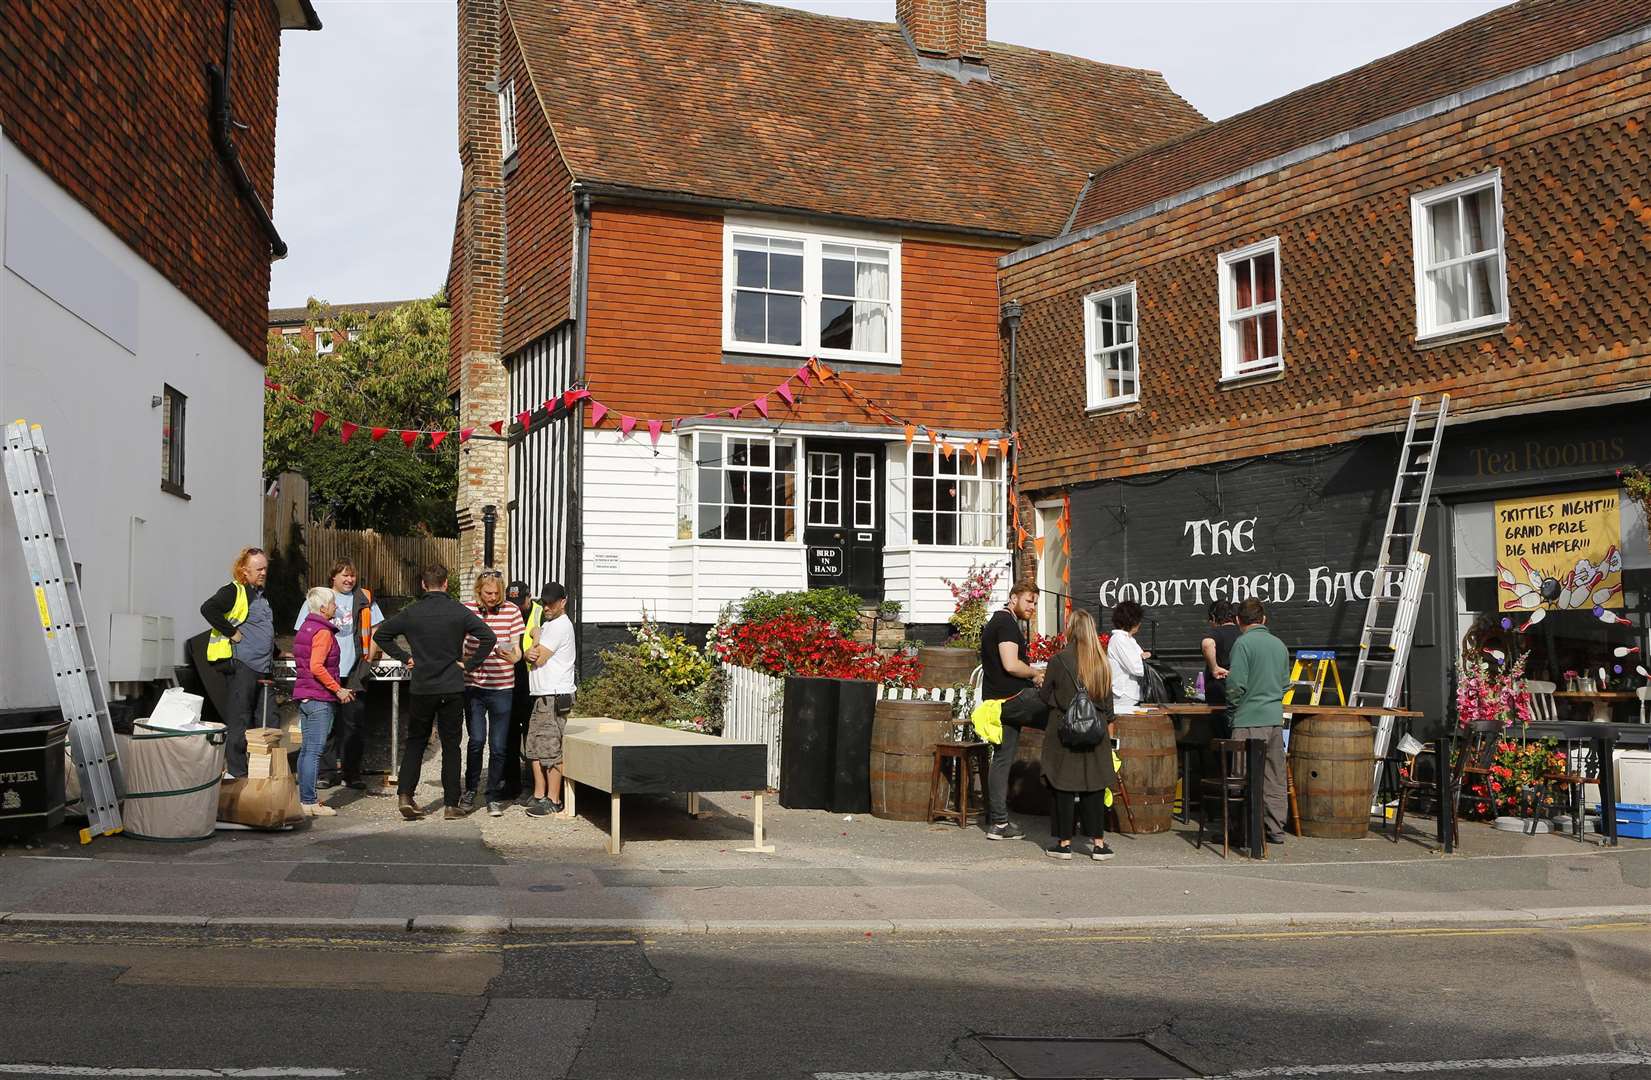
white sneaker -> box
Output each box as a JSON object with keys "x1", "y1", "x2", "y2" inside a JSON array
[{"x1": 302, "y1": 802, "x2": 337, "y2": 817}]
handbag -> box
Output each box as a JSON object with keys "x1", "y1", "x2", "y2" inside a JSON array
[{"x1": 1058, "y1": 685, "x2": 1107, "y2": 750}]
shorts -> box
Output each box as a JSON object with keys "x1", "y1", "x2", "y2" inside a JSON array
[{"x1": 525, "y1": 694, "x2": 574, "y2": 764}]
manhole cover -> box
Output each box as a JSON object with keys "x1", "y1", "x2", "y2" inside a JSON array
[{"x1": 976, "y1": 1036, "x2": 1199, "y2": 1079}]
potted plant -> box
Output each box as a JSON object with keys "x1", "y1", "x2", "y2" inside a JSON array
[
  {"x1": 1620, "y1": 466, "x2": 1650, "y2": 555},
  {"x1": 918, "y1": 562, "x2": 1004, "y2": 687}
]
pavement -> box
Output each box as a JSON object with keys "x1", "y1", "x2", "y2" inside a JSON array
[{"x1": 3, "y1": 759, "x2": 1649, "y2": 934}]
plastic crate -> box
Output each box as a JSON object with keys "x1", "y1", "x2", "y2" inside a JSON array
[{"x1": 1604, "y1": 803, "x2": 1651, "y2": 839}]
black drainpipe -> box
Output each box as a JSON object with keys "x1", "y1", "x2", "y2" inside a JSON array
[
  {"x1": 1001, "y1": 299, "x2": 1023, "y2": 579},
  {"x1": 207, "y1": 0, "x2": 288, "y2": 260},
  {"x1": 570, "y1": 189, "x2": 593, "y2": 676}
]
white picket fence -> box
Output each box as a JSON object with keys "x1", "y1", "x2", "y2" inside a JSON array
[{"x1": 719, "y1": 665, "x2": 980, "y2": 791}]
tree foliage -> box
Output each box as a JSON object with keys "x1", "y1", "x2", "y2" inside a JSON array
[{"x1": 264, "y1": 296, "x2": 457, "y2": 536}]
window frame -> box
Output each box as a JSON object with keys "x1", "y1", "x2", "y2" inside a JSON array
[
  {"x1": 498, "y1": 78, "x2": 518, "y2": 160},
  {"x1": 676, "y1": 430, "x2": 802, "y2": 545},
  {"x1": 314, "y1": 328, "x2": 335, "y2": 355},
  {"x1": 1217, "y1": 236, "x2": 1284, "y2": 382},
  {"x1": 721, "y1": 220, "x2": 902, "y2": 365},
  {"x1": 1082, "y1": 281, "x2": 1140, "y2": 409},
  {"x1": 160, "y1": 384, "x2": 187, "y2": 498},
  {"x1": 1410, "y1": 170, "x2": 1508, "y2": 341},
  {"x1": 907, "y1": 444, "x2": 1005, "y2": 549}
]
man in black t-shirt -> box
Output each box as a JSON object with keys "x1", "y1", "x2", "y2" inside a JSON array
[
  {"x1": 979, "y1": 581, "x2": 1044, "y2": 840},
  {"x1": 1200, "y1": 600, "x2": 1243, "y2": 707}
]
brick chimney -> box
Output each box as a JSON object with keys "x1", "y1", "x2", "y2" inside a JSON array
[
  {"x1": 896, "y1": 0, "x2": 987, "y2": 61},
  {"x1": 452, "y1": 0, "x2": 509, "y2": 575}
]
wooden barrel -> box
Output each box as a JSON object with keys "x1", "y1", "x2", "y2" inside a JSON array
[
  {"x1": 917, "y1": 647, "x2": 978, "y2": 688},
  {"x1": 1291, "y1": 715, "x2": 1376, "y2": 838},
  {"x1": 869, "y1": 699, "x2": 953, "y2": 821},
  {"x1": 1113, "y1": 712, "x2": 1177, "y2": 834},
  {"x1": 1007, "y1": 726, "x2": 1052, "y2": 816}
]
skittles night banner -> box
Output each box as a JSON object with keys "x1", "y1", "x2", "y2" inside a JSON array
[{"x1": 1496, "y1": 489, "x2": 1623, "y2": 612}]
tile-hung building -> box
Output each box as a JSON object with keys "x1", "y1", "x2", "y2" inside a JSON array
[
  {"x1": 1000, "y1": 0, "x2": 1651, "y2": 726},
  {"x1": 447, "y1": 0, "x2": 1207, "y2": 667}
]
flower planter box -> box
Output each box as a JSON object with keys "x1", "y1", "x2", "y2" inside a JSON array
[{"x1": 778, "y1": 676, "x2": 875, "y2": 813}]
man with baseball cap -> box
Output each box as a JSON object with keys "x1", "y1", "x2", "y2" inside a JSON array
[{"x1": 523, "y1": 582, "x2": 577, "y2": 817}]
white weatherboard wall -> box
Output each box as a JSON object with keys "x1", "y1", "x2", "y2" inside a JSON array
[
  {"x1": 0, "y1": 132, "x2": 263, "y2": 709},
  {"x1": 580, "y1": 428, "x2": 679, "y2": 623},
  {"x1": 672, "y1": 541, "x2": 806, "y2": 623},
  {"x1": 884, "y1": 546, "x2": 1012, "y2": 624}
]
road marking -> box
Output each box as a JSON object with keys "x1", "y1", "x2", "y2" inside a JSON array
[
  {"x1": 0, "y1": 1068, "x2": 349, "y2": 1077},
  {"x1": 814, "y1": 1051, "x2": 1651, "y2": 1080},
  {"x1": 1042, "y1": 921, "x2": 1651, "y2": 946}
]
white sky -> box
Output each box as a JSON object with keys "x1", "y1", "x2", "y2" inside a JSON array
[{"x1": 268, "y1": 0, "x2": 1507, "y2": 309}]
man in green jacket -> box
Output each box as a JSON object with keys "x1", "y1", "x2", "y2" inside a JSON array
[{"x1": 1225, "y1": 597, "x2": 1291, "y2": 844}]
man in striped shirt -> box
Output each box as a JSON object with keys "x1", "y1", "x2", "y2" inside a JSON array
[{"x1": 462, "y1": 571, "x2": 526, "y2": 816}]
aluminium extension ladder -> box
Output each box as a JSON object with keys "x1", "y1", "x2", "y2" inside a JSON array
[
  {"x1": 1346, "y1": 394, "x2": 1449, "y2": 791},
  {"x1": 3, "y1": 419, "x2": 124, "y2": 842}
]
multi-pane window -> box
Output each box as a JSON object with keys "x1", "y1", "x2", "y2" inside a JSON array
[
  {"x1": 498, "y1": 79, "x2": 518, "y2": 159},
  {"x1": 677, "y1": 433, "x2": 799, "y2": 543},
  {"x1": 911, "y1": 447, "x2": 1003, "y2": 547},
  {"x1": 1218, "y1": 238, "x2": 1283, "y2": 379},
  {"x1": 1084, "y1": 283, "x2": 1138, "y2": 407},
  {"x1": 724, "y1": 225, "x2": 900, "y2": 363},
  {"x1": 160, "y1": 385, "x2": 186, "y2": 496},
  {"x1": 315, "y1": 329, "x2": 335, "y2": 355},
  {"x1": 1412, "y1": 172, "x2": 1506, "y2": 338},
  {"x1": 853, "y1": 453, "x2": 876, "y2": 528},
  {"x1": 280, "y1": 328, "x2": 302, "y2": 351},
  {"x1": 807, "y1": 451, "x2": 841, "y2": 526}
]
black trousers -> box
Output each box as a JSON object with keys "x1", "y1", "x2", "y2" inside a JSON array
[
  {"x1": 500, "y1": 662, "x2": 533, "y2": 799},
  {"x1": 398, "y1": 692, "x2": 465, "y2": 806},
  {"x1": 323, "y1": 693, "x2": 367, "y2": 781},
  {"x1": 222, "y1": 659, "x2": 272, "y2": 778},
  {"x1": 1050, "y1": 787, "x2": 1108, "y2": 841}
]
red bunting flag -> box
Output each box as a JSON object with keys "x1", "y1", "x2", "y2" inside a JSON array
[
  {"x1": 590, "y1": 401, "x2": 608, "y2": 426},
  {"x1": 647, "y1": 419, "x2": 664, "y2": 446},
  {"x1": 542, "y1": 399, "x2": 558, "y2": 415},
  {"x1": 776, "y1": 381, "x2": 795, "y2": 406},
  {"x1": 400, "y1": 430, "x2": 419, "y2": 448},
  {"x1": 754, "y1": 396, "x2": 770, "y2": 419},
  {"x1": 340, "y1": 422, "x2": 359, "y2": 444},
  {"x1": 796, "y1": 365, "x2": 812, "y2": 387},
  {"x1": 428, "y1": 431, "x2": 448, "y2": 450},
  {"x1": 459, "y1": 428, "x2": 475, "y2": 444},
  {"x1": 516, "y1": 411, "x2": 533, "y2": 429},
  {"x1": 619, "y1": 414, "x2": 637, "y2": 436},
  {"x1": 488, "y1": 419, "x2": 505, "y2": 436},
  {"x1": 371, "y1": 426, "x2": 389, "y2": 442},
  {"x1": 563, "y1": 388, "x2": 590, "y2": 408},
  {"x1": 310, "y1": 410, "x2": 329, "y2": 435}
]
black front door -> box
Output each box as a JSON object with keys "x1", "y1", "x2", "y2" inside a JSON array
[{"x1": 803, "y1": 440, "x2": 884, "y2": 600}]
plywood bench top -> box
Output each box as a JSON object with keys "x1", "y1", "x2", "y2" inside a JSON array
[{"x1": 564, "y1": 716, "x2": 746, "y2": 749}]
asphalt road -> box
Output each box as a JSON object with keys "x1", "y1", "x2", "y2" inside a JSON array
[{"x1": 0, "y1": 920, "x2": 1647, "y2": 1080}]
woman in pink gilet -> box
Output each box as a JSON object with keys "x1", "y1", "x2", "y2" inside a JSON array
[{"x1": 292, "y1": 587, "x2": 356, "y2": 817}]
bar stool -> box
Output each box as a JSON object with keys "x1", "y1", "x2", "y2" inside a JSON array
[{"x1": 929, "y1": 740, "x2": 989, "y2": 827}]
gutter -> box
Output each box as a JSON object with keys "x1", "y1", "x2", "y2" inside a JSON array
[
  {"x1": 570, "y1": 188, "x2": 592, "y2": 676},
  {"x1": 207, "y1": 0, "x2": 289, "y2": 261}
]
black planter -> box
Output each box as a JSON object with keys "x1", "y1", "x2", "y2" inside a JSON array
[
  {"x1": 0, "y1": 709, "x2": 69, "y2": 837},
  {"x1": 779, "y1": 676, "x2": 876, "y2": 813}
]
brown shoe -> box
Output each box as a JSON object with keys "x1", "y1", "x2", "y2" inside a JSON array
[
  {"x1": 443, "y1": 805, "x2": 464, "y2": 820},
  {"x1": 398, "y1": 795, "x2": 424, "y2": 821}
]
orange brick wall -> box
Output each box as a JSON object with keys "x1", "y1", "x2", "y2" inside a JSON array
[
  {"x1": 1001, "y1": 40, "x2": 1651, "y2": 492},
  {"x1": 0, "y1": 0, "x2": 283, "y2": 361},
  {"x1": 584, "y1": 202, "x2": 1009, "y2": 431}
]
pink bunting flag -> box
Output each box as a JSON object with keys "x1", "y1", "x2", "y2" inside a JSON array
[
  {"x1": 647, "y1": 419, "x2": 664, "y2": 446},
  {"x1": 754, "y1": 396, "x2": 770, "y2": 419},
  {"x1": 339, "y1": 422, "x2": 359, "y2": 444},
  {"x1": 776, "y1": 381, "x2": 795, "y2": 406},
  {"x1": 542, "y1": 399, "x2": 558, "y2": 415},
  {"x1": 795, "y1": 366, "x2": 812, "y2": 387},
  {"x1": 590, "y1": 401, "x2": 609, "y2": 426},
  {"x1": 370, "y1": 427, "x2": 389, "y2": 442},
  {"x1": 619, "y1": 414, "x2": 637, "y2": 436},
  {"x1": 729, "y1": 405, "x2": 743, "y2": 420},
  {"x1": 428, "y1": 431, "x2": 449, "y2": 450},
  {"x1": 459, "y1": 428, "x2": 475, "y2": 444},
  {"x1": 517, "y1": 410, "x2": 533, "y2": 429},
  {"x1": 400, "y1": 430, "x2": 419, "y2": 448},
  {"x1": 310, "y1": 410, "x2": 330, "y2": 436},
  {"x1": 488, "y1": 419, "x2": 505, "y2": 436}
]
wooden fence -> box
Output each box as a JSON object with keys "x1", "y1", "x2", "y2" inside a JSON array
[{"x1": 263, "y1": 471, "x2": 457, "y2": 597}]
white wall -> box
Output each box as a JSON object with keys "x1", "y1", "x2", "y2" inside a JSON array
[
  {"x1": 0, "y1": 133, "x2": 264, "y2": 709},
  {"x1": 579, "y1": 427, "x2": 679, "y2": 623},
  {"x1": 671, "y1": 541, "x2": 807, "y2": 623},
  {"x1": 884, "y1": 546, "x2": 1013, "y2": 624}
]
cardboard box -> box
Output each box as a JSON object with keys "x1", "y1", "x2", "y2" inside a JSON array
[{"x1": 217, "y1": 729, "x2": 302, "y2": 828}]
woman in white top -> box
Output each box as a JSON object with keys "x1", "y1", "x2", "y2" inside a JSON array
[{"x1": 1108, "y1": 600, "x2": 1149, "y2": 713}]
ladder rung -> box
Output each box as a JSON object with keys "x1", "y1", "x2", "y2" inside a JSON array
[
  {"x1": 1400, "y1": 469, "x2": 1428, "y2": 476},
  {"x1": 1393, "y1": 501, "x2": 1421, "y2": 507}
]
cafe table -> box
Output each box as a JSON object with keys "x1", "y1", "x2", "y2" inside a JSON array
[{"x1": 1553, "y1": 690, "x2": 1639, "y2": 724}]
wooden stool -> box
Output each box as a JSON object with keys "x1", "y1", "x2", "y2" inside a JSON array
[{"x1": 929, "y1": 740, "x2": 988, "y2": 827}]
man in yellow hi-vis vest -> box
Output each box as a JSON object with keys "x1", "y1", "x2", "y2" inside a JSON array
[{"x1": 198, "y1": 547, "x2": 274, "y2": 778}]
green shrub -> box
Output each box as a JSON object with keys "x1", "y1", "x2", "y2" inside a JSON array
[
  {"x1": 635, "y1": 615, "x2": 713, "y2": 692},
  {"x1": 571, "y1": 644, "x2": 682, "y2": 724},
  {"x1": 733, "y1": 587, "x2": 864, "y2": 636}
]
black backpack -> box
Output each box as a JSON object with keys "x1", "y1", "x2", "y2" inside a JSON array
[{"x1": 1058, "y1": 685, "x2": 1107, "y2": 750}]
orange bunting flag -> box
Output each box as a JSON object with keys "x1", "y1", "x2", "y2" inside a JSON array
[
  {"x1": 590, "y1": 401, "x2": 608, "y2": 426},
  {"x1": 926, "y1": 429, "x2": 938, "y2": 446},
  {"x1": 339, "y1": 422, "x2": 359, "y2": 443},
  {"x1": 816, "y1": 362, "x2": 835, "y2": 381},
  {"x1": 996, "y1": 438, "x2": 1010, "y2": 457},
  {"x1": 310, "y1": 410, "x2": 329, "y2": 435},
  {"x1": 400, "y1": 430, "x2": 419, "y2": 449},
  {"x1": 939, "y1": 442, "x2": 954, "y2": 459},
  {"x1": 839, "y1": 381, "x2": 855, "y2": 396},
  {"x1": 903, "y1": 424, "x2": 916, "y2": 445},
  {"x1": 1034, "y1": 535, "x2": 1046, "y2": 556},
  {"x1": 1016, "y1": 525, "x2": 1028, "y2": 548},
  {"x1": 370, "y1": 426, "x2": 389, "y2": 442},
  {"x1": 488, "y1": 419, "x2": 505, "y2": 436},
  {"x1": 429, "y1": 431, "x2": 448, "y2": 450},
  {"x1": 459, "y1": 428, "x2": 475, "y2": 444}
]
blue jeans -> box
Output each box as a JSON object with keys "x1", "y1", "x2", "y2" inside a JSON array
[
  {"x1": 296, "y1": 699, "x2": 336, "y2": 805},
  {"x1": 465, "y1": 687, "x2": 515, "y2": 801}
]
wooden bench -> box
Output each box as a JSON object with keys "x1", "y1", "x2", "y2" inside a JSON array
[{"x1": 558, "y1": 717, "x2": 771, "y2": 854}]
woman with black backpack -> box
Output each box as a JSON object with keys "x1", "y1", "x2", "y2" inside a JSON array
[{"x1": 1037, "y1": 609, "x2": 1119, "y2": 862}]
